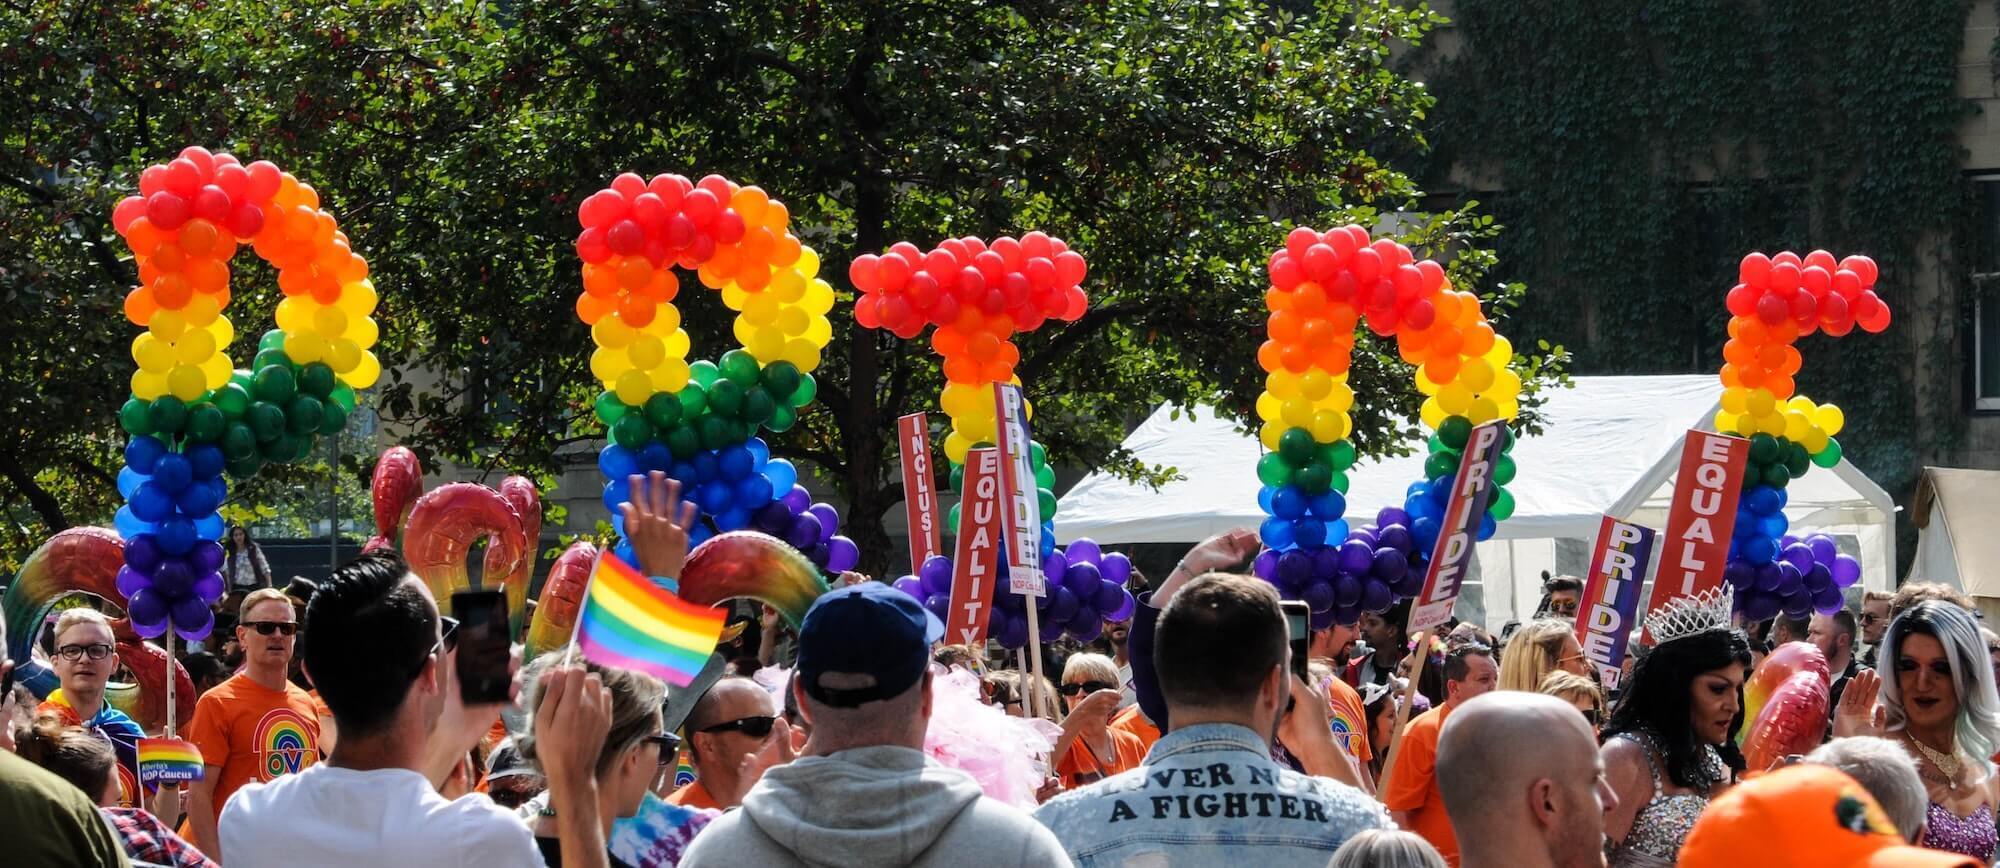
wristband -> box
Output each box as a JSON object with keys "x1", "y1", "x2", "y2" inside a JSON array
[{"x1": 649, "y1": 574, "x2": 680, "y2": 593}]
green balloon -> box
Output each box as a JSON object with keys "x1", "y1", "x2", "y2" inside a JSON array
[
  {"x1": 1329, "y1": 469, "x2": 1350, "y2": 492},
  {"x1": 1038, "y1": 487, "x2": 1057, "y2": 516},
  {"x1": 665, "y1": 424, "x2": 700, "y2": 459},
  {"x1": 690, "y1": 360, "x2": 720, "y2": 387},
  {"x1": 290, "y1": 435, "x2": 317, "y2": 462},
  {"x1": 698, "y1": 415, "x2": 732, "y2": 450},
  {"x1": 950, "y1": 462, "x2": 965, "y2": 493},
  {"x1": 611, "y1": 413, "x2": 652, "y2": 447},
  {"x1": 1424, "y1": 451, "x2": 1459, "y2": 481},
  {"x1": 1328, "y1": 440, "x2": 1357, "y2": 471},
  {"x1": 1764, "y1": 461, "x2": 1792, "y2": 489},
  {"x1": 1812, "y1": 438, "x2": 1843, "y2": 468},
  {"x1": 767, "y1": 402, "x2": 796, "y2": 433},
  {"x1": 254, "y1": 365, "x2": 297, "y2": 404},
  {"x1": 214, "y1": 383, "x2": 252, "y2": 419},
  {"x1": 947, "y1": 502, "x2": 962, "y2": 533},
  {"x1": 1035, "y1": 464, "x2": 1056, "y2": 489},
  {"x1": 247, "y1": 402, "x2": 286, "y2": 441},
  {"x1": 1438, "y1": 416, "x2": 1473, "y2": 451},
  {"x1": 148, "y1": 396, "x2": 188, "y2": 435},
  {"x1": 791, "y1": 373, "x2": 817, "y2": 407},
  {"x1": 221, "y1": 424, "x2": 257, "y2": 460},
  {"x1": 229, "y1": 369, "x2": 256, "y2": 391},
  {"x1": 226, "y1": 455, "x2": 263, "y2": 478},
  {"x1": 678, "y1": 383, "x2": 708, "y2": 419},
  {"x1": 258, "y1": 329, "x2": 288, "y2": 352},
  {"x1": 708, "y1": 379, "x2": 744, "y2": 415},
  {"x1": 1740, "y1": 462, "x2": 1762, "y2": 489},
  {"x1": 760, "y1": 361, "x2": 801, "y2": 400},
  {"x1": 1784, "y1": 442, "x2": 1810, "y2": 476},
  {"x1": 329, "y1": 385, "x2": 357, "y2": 413},
  {"x1": 317, "y1": 401, "x2": 349, "y2": 435},
  {"x1": 1748, "y1": 433, "x2": 1780, "y2": 464},
  {"x1": 1256, "y1": 453, "x2": 1292, "y2": 487},
  {"x1": 298, "y1": 363, "x2": 337, "y2": 398},
  {"x1": 719, "y1": 349, "x2": 760, "y2": 387},
  {"x1": 1488, "y1": 486, "x2": 1516, "y2": 521},
  {"x1": 120, "y1": 399, "x2": 155, "y2": 437},
  {"x1": 740, "y1": 386, "x2": 776, "y2": 426},
  {"x1": 1293, "y1": 462, "x2": 1331, "y2": 495},
  {"x1": 594, "y1": 391, "x2": 628, "y2": 425},
  {"x1": 258, "y1": 434, "x2": 295, "y2": 461},
  {"x1": 1030, "y1": 440, "x2": 1048, "y2": 468},
  {"x1": 1277, "y1": 428, "x2": 1317, "y2": 466},
  {"x1": 186, "y1": 404, "x2": 226, "y2": 442},
  {"x1": 1493, "y1": 454, "x2": 1517, "y2": 486},
  {"x1": 253, "y1": 348, "x2": 289, "y2": 371},
  {"x1": 286, "y1": 395, "x2": 324, "y2": 436},
  {"x1": 639, "y1": 393, "x2": 678, "y2": 429}
]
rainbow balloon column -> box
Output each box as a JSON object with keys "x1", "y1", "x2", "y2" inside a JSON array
[
  {"x1": 574, "y1": 173, "x2": 856, "y2": 572},
  {"x1": 1712, "y1": 251, "x2": 1888, "y2": 620},
  {"x1": 1247, "y1": 226, "x2": 1523, "y2": 628},
  {"x1": 849, "y1": 234, "x2": 1131, "y2": 647},
  {"x1": 110, "y1": 147, "x2": 380, "y2": 639}
]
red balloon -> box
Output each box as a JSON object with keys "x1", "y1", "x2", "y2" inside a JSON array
[
  {"x1": 1817, "y1": 291, "x2": 1849, "y2": 325},
  {"x1": 1020, "y1": 231, "x2": 1053, "y2": 260},
  {"x1": 1787, "y1": 289, "x2": 1816, "y2": 321},
  {"x1": 663, "y1": 214, "x2": 696, "y2": 250},
  {"x1": 112, "y1": 196, "x2": 147, "y2": 234},
  {"x1": 193, "y1": 185, "x2": 233, "y2": 223},
  {"x1": 245, "y1": 161, "x2": 283, "y2": 202},
  {"x1": 879, "y1": 252, "x2": 913, "y2": 291},
  {"x1": 880, "y1": 295, "x2": 913, "y2": 330},
  {"x1": 853, "y1": 294, "x2": 882, "y2": 329},
  {"x1": 1772, "y1": 250, "x2": 1803, "y2": 268},
  {"x1": 681, "y1": 189, "x2": 720, "y2": 227},
  {"x1": 1739, "y1": 252, "x2": 1772, "y2": 288},
  {"x1": 226, "y1": 203, "x2": 265, "y2": 239},
  {"x1": 139, "y1": 165, "x2": 169, "y2": 198},
  {"x1": 1726, "y1": 283, "x2": 1757, "y2": 317},
  {"x1": 1302, "y1": 244, "x2": 1338, "y2": 283},
  {"x1": 647, "y1": 174, "x2": 690, "y2": 206},
  {"x1": 1416, "y1": 259, "x2": 1446, "y2": 293},
  {"x1": 908, "y1": 272, "x2": 943, "y2": 312},
  {"x1": 1831, "y1": 268, "x2": 1862, "y2": 299},
  {"x1": 606, "y1": 220, "x2": 645, "y2": 256},
  {"x1": 1286, "y1": 226, "x2": 1319, "y2": 260},
  {"x1": 1770, "y1": 262, "x2": 1801, "y2": 292},
  {"x1": 213, "y1": 163, "x2": 249, "y2": 200},
  {"x1": 631, "y1": 193, "x2": 671, "y2": 234},
  {"x1": 575, "y1": 227, "x2": 611, "y2": 263},
  {"x1": 1269, "y1": 253, "x2": 1303, "y2": 290},
  {"x1": 991, "y1": 236, "x2": 1023, "y2": 269},
  {"x1": 1061, "y1": 287, "x2": 1087, "y2": 321},
  {"x1": 1349, "y1": 246, "x2": 1382, "y2": 284},
  {"x1": 1755, "y1": 292, "x2": 1789, "y2": 325},
  {"x1": 1742, "y1": 671, "x2": 1829, "y2": 772},
  {"x1": 1801, "y1": 265, "x2": 1831, "y2": 298},
  {"x1": 848, "y1": 254, "x2": 882, "y2": 292},
  {"x1": 975, "y1": 250, "x2": 1007, "y2": 284},
  {"x1": 932, "y1": 293, "x2": 963, "y2": 325},
  {"x1": 610, "y1": 172, "x2": 647, "y2": 199},
  {"x1": 1054, "y1": 250, "x2": 1087, "y2": 287},
  {"x1": 1804, "y1": 249, "x2": 1838, "y2": 272},
  {"x1": 164, "y1": 158, "x2": 204, "y2": 197},
  {"x1": 1402, "y1": 298, "x2": 1437, "y2": 330},
  {"x1": 1839, "y1": 255, "x2": 1878, "y2": 287},
  {"x1": 145, "y1": 192, "x2": 190, "y2": 230}
]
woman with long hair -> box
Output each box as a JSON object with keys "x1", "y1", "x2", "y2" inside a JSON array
[
  {"x1": 224, "y1": 525, "x2": 271, "y2": 592},
  {"x1": 1837, "y1": 600, "x2": 2000, "y2": 862},
  {"x1": 1497, "y1": 618, "x2": 1589, "y2": 692},
  {"x1": 1599, "y1": 597, "x2": 1750, "y2": 868}
]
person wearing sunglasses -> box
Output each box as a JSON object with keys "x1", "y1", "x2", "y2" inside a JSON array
[
  {"x1": 668, "y1": 677, "x2": 787, "y2": 811},
  {"x1": 35, "y1": 608, "x2": 144, "y2": 810},
  {"x1": 1048, "y1": 653, "x2": 1145, "y2": 793},
  {"x1": 1537, "y1": 669, "x2": 1606, "y2": 735},
  {"x1": 182, "y1": 587, "x2": 321, "y2": 859},
  {"x1": 519, "y1": 655, "x2": 682, "y2": 868}
]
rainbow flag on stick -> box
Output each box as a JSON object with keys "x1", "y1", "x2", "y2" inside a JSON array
[
  {"x1": 575, "y1": 553, "x2": 727, "y2": 687},
  {"x1": 137, "y1": 738, "x2": 204, "y2": 784}
]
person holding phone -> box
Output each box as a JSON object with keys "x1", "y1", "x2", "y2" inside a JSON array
[{"x1": 1048, "y1": 654, "x2": 1144, "y2": 793}]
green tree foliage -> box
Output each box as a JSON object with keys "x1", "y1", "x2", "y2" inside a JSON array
[{"x1": 1, "y1": 0, "x2": 1563, "y2": 573}]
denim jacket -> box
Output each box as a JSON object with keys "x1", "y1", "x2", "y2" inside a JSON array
[{"x1": 1033, "y1": 723, "x2": 1392, "y2": 868}]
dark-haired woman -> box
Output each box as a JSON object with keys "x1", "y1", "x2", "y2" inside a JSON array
[{"x1": 1599, "y1": 614, "x2": 1750, "y2": 867}]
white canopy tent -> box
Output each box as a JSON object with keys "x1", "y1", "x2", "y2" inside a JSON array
[
  {"x1": 1055, "y1": 375, "x2": 1897, "y2": 629},
  {"x1": 1909, "y1": 466, "x2": 2000, "y2": 622}
]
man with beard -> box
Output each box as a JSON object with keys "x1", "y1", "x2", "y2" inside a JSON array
[
  {"x1": 1104, "y1": 618, "x2": 1135, "y2": 709},
  {"x1": 1438, "y1": 692, "x2": 1618, "y2": 868}
]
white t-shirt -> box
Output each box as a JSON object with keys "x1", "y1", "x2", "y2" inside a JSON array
[{"x1": 220, "y1": 763, "x2": 542, "y2": 867}]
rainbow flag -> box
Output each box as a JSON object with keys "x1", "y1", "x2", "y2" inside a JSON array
[
  {"x1": 576, "y1": 553, "x2": 726, "y2": 687},
  {"x1": 136, "y1": 738, "x2": 204, "y2": 784}
]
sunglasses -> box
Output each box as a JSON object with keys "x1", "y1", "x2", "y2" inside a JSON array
[
  {"x1": 1580, "y1": 706, "x2": 1601, "y2": 726},
  {"x1": 55, "y1": 643, "x2": 115, "y2": 662},
  {"x1": 241, "y1": 621, "x2": 298, "y2": 636},
  {"x1": 1859, "y1": 613, "x2": 1885, "y2": 625},
  {"x1": 699, "y1": 715, "x2": 777, "y2": 740},
  {"x1": 1059, "y1": 680, "x2": 1117, "y2": 697},
  {"x1": 642, "y1": 733, "x2": 681, "y2": 766}
]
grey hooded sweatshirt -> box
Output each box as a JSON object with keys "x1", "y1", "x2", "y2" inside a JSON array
[{"x1": 677, "y1": 745, "x2": 1072, "y2": 868}]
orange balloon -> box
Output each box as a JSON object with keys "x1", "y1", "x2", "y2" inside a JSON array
[
  {"x1": 980, "y1": 359, "x2": 1014, "y2": 382},
  {"x1": 934, "y1": 327, "x2": 968, "y2": 358},
  {"x1": 179, "y1": 219, "x2": 219, "y2": 257},
  {"x1": 1432, "y1": 290, "x2": 1462, "y2": 326},
  {"x1": 943, "y1": 354, "x2": 981, "y2": 384},
  {"x1": 124, "y1": 287, "x2": 159, "y2": 326},
  {"x1": 152, "y1": 273, "x2": 192, "y2": 309},
  {"x1": 762, "y1": 201, "x2": 791, "y2": 232},
  {"x1": 1454, "y1": 291, "x2": 1482, "y2": 325},
  {"x1": 1314, "y1": 343, "x2": 1353, "y2": 375},
  {"x1": 1292, "y1": 283, "x2": 1327, "y2": 316},
  {"x1": 125, "y1": 219, "x2": 163, "y2": 256},
  {"x1": 1766, "y1": 374, "x2": 1794, "y2": 400},
  {"x1": 1757, "y1": 343, "x2": 1786, "y2": 370},
  {"x1": 1779, "y1": 345, "x2": 1801, "y2": 376},
  {"x1": 186, "y1": 257, "x2": 229, "y2": 294},
  {"x1": 1722, "y1": 339, "x2": 1752, "y2": 367},
  {"x1": 211, "y1": 284, "x2": 230, "y2": 310},
  {"x1": 740, "y1": 227, "x2": 776, "y2": 265},
  {"x1": 1257, "y1": 339, "x2": 1284, "y2": 373},
  {"x1": 151, "y1": 242, "x2": 187, "y2": 273},
  {"x1": 771, "y1": 234, "x2": 802, "y2": 267},
  {"x1": 311, "y1": 279, "x2": 342, "y2": 305},
  {"x1": 1299, "y1": 317, "x2": 1333, "y2": 346},
  {"x1": 576, "y1": 292, "x2": 613, "y2": 325},
  {"x1": 1425, "y1": 353, "x2": 1461, "y2": 385},
  {"x1": 1325, "y1": 304, "x2": 1359, "y2": 335},
  {"x1": 1265, "y1": 288, "x2": 1291, "y2": 312},
  {"x1": 645, "y1": 270, "x2": 679, "y2": 304},
  {"x1": 968, "y1": 332, "x2": 1001, "y2": 362},
  {"x1": 1428, "y1": 326, "x2": 1463, "y2": 359},
  {"x1": 1460, "y1": 320, "x2": 1495, "y2": 357},
  {"x1": 583, "y1": 263, "x2": 620, "y2": 297},
  {"x1": 618, "y1": 257, "x2": 654, "y2": 291},
  {"x1": 735, "y1": 263, "x2": 772, "y2": 292},
  {"x1": 1280, "y1": 341, "x2": 1311, "y2": 373},
  {"x1": 1719, "y1": 364, "x2": 1742, "y2": 389},
  {"x1": 618, "y1": 294, "x2": 656, "y2": 328}
]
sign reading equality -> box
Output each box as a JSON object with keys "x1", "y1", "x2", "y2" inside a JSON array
[
  {"x1": 1642, "y1": 430, "x2": 1749, "y2": 637},
  {"x1": 946, "y1": 448, "x2": 1005, "y2": 644}
]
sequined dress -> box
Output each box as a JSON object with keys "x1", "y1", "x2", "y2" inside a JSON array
[
  {"x1": 1922, "y1": 800, "x2": 1996, "y2": 862},
  {"x1": 1607, "y1": 731, "x2": 1720, "y2": 868}
]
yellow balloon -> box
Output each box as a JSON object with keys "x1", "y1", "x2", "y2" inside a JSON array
[
  {"x1": 804, "y1": 281, "x2": 835, "y2": 316},
  {"x1": 719, "y1": 284, "x2": 749, "y2": 311},
  {"x1": 1438, "y1": 381, "x2": 1473, "y2": 415},
  {"x1": 338, "y1": 279, "x2": 378, "y2": 317},
  {"x1": 150, "y1": 310, "x2": 188, "y2": 341},
  {"x1": 285, "y1": 331, "x2": 328, "y2": 364},
  {"x1": 745, "y1": 292, "x2": 782, "y2": 326},
  {"x1": 313, "y1": 304, "x2": 348, "y2": 339},
  {"x1": 651, "y1": 358, "x2": 692, "y2": 393},
  {"x1": 731, "y1": 317, "x2": 757, "y2": 348},
  {"x1": 1256, "y1": 392, "x2": 1282, "y2": 423},
  {"x1": 957, "y1": 414, "x2": 996, "y2": 444},
  {"x1": 209, "y1": 315, "x2": 236, "y2": 349},
  {"x1": 1300, "y1": 370, "x2": 1332, "y2": 401},
  {"x1": 664, "y1": 329, "x2": 691, "y2": 360},
  {"x1": 615, "y1": 370, "x2": 654, "y2": 405},
  {"x1": 943, "y1": 432, "x2": 973, "y2": 464},
  {"x1": 1745, "y1": 388, "x2": 1776, "y2": 418},
  {"x1": 182, "y1": 293, "x2": 220, "y2": 327},
  {"x1": 1311, "y1": 410, "x2": 1350, "y2": 443},
  {"x1": 1483, "y1": 336, "x2": 1514, "y2": 368},
  {"x1": 168, "y1": 364, "x2": 207, "y2": 402},
  {"x1": 590, "y1": 347, "x2": 632, "y2": 385},
  {"x1": 133, "y1": 334, "x2": 174, "y2": 372},
  {"x1": 132, "y1": 369, "x2": 168, "y2": 400},
  {"x1": 327, "y1": 338, "x2": 362, "y2": 373},
  {"x1": 782, "y1": 339, "x2": 820, "y2": 371},
  {"x1": 804, "y1": 316, "x2": 832, "y2": 347},
  {"x1": 1714, "y1": 410, "x2": 1739, "y2": 434},
  {"x1": 1489, "y1": 368, "x2": 1522, "y2": 402},
  {"x1": 1420, "y1": 397, "x2": 1446, "y2": 430},
  {"x1": 1266, "y1": 370, "x2": 1299, "y2": 399},
  {"x1": 1281, "y1": 397, "x2": 1313, "y2": 428},
  {"x1": 1496, "y1": 395, "x2": 1519, "y2": 421},
  {"x1": 1467, "y1": 396, "x2": 1500, "y2": 423},
  {"x1": 795, "y1": 247, "x2": 821, "y2": 280},
  {"x1": 1801, "y1": 429, "x2": 1830, "y2": 454},
  {"x1": 1783, "y1": 411, "x2": 1810, "y2": 441},
  {"x1": 748, "y1": 327, "x2": 787, "y2": 363},
  {"x1": 1815, "y1": 404, "x2": 1845, "y2": 436},
  {"x1": 345, "y1": 316, "x2": 379, "y2": 349},
  {"x1": 202, "y1": 354, "x2": 233, "y2": 389},
  {"x1": 593, "y1": 317, "x2": 635, "y2": 349},
  {"x1": 275, "y1": 297, "x2": 309, "y2": 333},
  {"x1": 776, "y1": 306, "x2": 810, "y2": 337},
  {"x1": 1458, "y1": 358, "x2": 1495, "y2": 393},
  {"x1": 628, "y1": 336, "x2": 666, "y2": 370},
  {"x1": 1733, "y1": 412, "x2": 1758, "y2": 437},
  {"x1": 343, "y1": 351, "x2": 382, "y2": 389},
  {"x1": 646, "y1": 304, "x2": 683, "y2": 335},
  {"x1": 1259, "y1": 422, "x2": 1284, "y2": 452},
  {"x1": 1756, "y1": 411, "x2": 1786, "y2": 436},
  {"x1": 1786, "y1": 395, "x2": 1816, "y2": 414},
  {"x1": 1720, "y1": 387, "x2": 1748, "y2": 415},
  {"x1": 769, "y1": 268, "x2": 806, "y2": 301},
  {"x1": 174, "y1": 328, "x2": 216, "y2": 366},
  {"x1": 1414, "y1": 368, "x2": 1441, "y2": 396}
]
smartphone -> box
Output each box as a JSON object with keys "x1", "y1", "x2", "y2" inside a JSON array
[
  {"x1": 1281, "y1": 600, "x2": 1311, "y2": 683},
  {"x1": 452, "y1": 590, "x2": 512, "y2": 705}
]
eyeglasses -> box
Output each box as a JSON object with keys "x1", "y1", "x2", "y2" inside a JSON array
[
  {"x1": 1059, "y1": 680, "x2": 1117, "y2": 697},
  {"x1": 55, "y1": 644, "x2": 114, "y2": 662},
  {"x1": 1859, "y1": 613, "x2": 1884, "y2": 625},
  {"x1": 642, "y1": 733, "x2": 681, "y2": 766},
  {"x1": 240, "y1": 621, "x2": 297, "y2": 636},
  {"x1": 698, "y1": 715, "x2": 777, "y2": 739}
]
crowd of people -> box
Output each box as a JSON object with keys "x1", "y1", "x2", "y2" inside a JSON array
[{"x1": 1, "y1": 492, "x2": 1996, "y2": 867}]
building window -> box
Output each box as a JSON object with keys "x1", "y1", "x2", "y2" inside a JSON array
[{"x1": 1975, "y1": 176, "x2": 2000, "y2": 411}]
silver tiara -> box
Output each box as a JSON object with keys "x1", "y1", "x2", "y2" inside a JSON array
[{"x1": 1648, "y1": 586, "x2": 1735, "y2": 645}]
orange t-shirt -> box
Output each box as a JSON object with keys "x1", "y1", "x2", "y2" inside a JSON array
[
  {"x1": 1109, "y1": 705, "x2": 1161, "y2": 755},
  {"x1": 183, "y1": 672, "x2": 321, "y2": 818},
  {"x1": 1324, "y1": 676, "x2": 1373, "y2": 763},
  {"x1": 1055, "y1": 728, "x2": 1147, "y2": 790},
  {"x1": 667, "y1": 778, "x2": 720, "y2": 810},
  {"x1": 1381, "y1": 703, "x2": 1456, "y2": 866}
]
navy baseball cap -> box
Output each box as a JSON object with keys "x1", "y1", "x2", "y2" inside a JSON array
[{"x1": 796, "y1": 582, "x2": 944, "y2": 708}]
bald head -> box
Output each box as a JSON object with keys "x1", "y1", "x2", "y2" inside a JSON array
[{"x1": 1439, "y1": 692, "x2": 1612, "y2": 868}]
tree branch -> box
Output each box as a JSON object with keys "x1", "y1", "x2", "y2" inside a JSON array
[{"x1": 0, "y1": 448, "x2": 69, "y2": 532}]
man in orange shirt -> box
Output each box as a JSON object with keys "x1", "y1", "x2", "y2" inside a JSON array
[
  {"x1": 1311, "y1": 619, "x2": 1374, "y2": 788},
  {"x1": 667, "y1": 676, "x2": 783, "y2": 810},
  {"x1": 183, "y1": 588, "x2": 321, "y2": 859},
  {"x1": 1108, "y1": 704, "x2": 1161, "y2": 753},
  {"x1": 1380, "y1": 642, "x2": 1497, "y2": 867}
]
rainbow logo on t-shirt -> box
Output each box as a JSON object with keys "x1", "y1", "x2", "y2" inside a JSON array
[
  {"x1": 254, "y1": 708, "x2": 317, "y2": 779},
  {"x1": 137, "y1": 738, "x2": 204, "y2": 784}
]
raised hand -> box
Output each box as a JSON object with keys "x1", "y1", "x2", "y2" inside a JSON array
[
  {"x1": 1833, "y1": 668, "x2": 1883, "y2": 738},
  {"x1": 620, "y1": 470, "x2": 700, "y2": 579}
]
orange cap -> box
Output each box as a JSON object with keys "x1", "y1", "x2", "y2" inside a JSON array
[{"x1": 1681, "y1": 765, "x2": 1978, "y2": 868}]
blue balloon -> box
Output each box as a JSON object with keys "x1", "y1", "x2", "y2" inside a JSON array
[
  {"x1": 193, "y1": 512, "x2": 224, "y2": 541},
  {"x1": 114, "y1": 506, "x2": 153, "y2": 539},
  {"x1": 687, "y1": 525, "x2": 713, "y2": 548},
  {"x1": 602, "y1": 478, "x2": 632, "y2": 513},
  {"x1": 156, "y1": 518, "x2": 197, "y2": 556},
  {"x1": 177, "y1": 479, "x2": 224, "y2": 517},
  {"x1": 1257, "y1": 485, "x2": 1276, "y2": 516},
  {"x1": 1260, "y1": 517, "x2": 1296, "y2": 550},
  {"x1": 131, "y1": 483, "x2": 175, "y2": 523},
  {"x1": 1741, "y1": 534, "x2": 1778, "y2": 565},
  {"x1": 1429, "y1": 474, "x2": 1455, "y2": 507},
  {"x1": 1744, "y1": 485, "x2": 1782, "y2": 517},
  {"x1": 152, "y1": 453, "x2": 193, "y2": 494},
  {"x1": 1326, "y1": 519, "x2": 1350, "y2": 545},
  {"x1": 125, "y1": 436, "x2": 167, "y2": 474},
  {"x1": 614, "y1": 540, "x2": 638, "y2": 565},
  {"x1": 734, "y1": 474, "x2": 774, "y2": 509},
  {"x1": 118, "y1": 467, "x2": 148, "y2": 499},
  {"x1": 639, "y1": 442, "x2": 674, "y2": 472},
  {"x1": 719, "y1": 445, "x2": 755, "y2": 481},
  {"x1": 1411, "y1": 516, "x2": 1442, "y2": 552},
  {"x1": 692, "y1": 451, "x2": 720, "y2": 483},
  {"x1": 187, "y1": 444, "x2": 225, "y2": 480},
  {"x1": 1732, "y1": 514, "x2": 1761, "y2": 541},
  {"x1": 1271, "y1": 487, "x2": 1308, "y2": 520},
  {"x1": 765, "y1": 459, "x2": 799, "y2": 494},
  {"x1": 746, "y1": 438, "x2": 771, "y2": 466},
  {"x1": 1406, "y1": 480, "x2": 1430, "y2": 501},
  {"x1": 1758, "y1": 514, "x2": 1788, "y2": 539},
  {"x1": 698, "y1": 480, "x2": 733, "y2": 512},
  {"x1": 1292, "y1": 518, "x2": 1326, "y2": 548},
  {"x1": 1309, "y1": 491, "x2": 1346, "y2": 520},
  {"x1": 1405, "y1": 494, "x2": 1439, "y2": 522},
  {"x1": 1477, "y1": 513, "x2": 1497, "y2": 541},
  {"x1": 600, "y1": 445, "x2": 641, "y2": 479},
  {"x1": 1040, "y1": 531, "x2": 1057, "y2": 557},
  {"x1": 670, "y1": 461, "x2": 699, "y2": 486},
  {"x1": 716, "y1": 507, "x2": 751, "y2": 531}
]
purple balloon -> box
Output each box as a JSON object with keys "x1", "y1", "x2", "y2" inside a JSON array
[
  {"x1": 1377, "y1": 507, "x2": 1411, "y2": 528},
  {"x1": 1333, "y1": 573, "x2": 1362, "y2": 607},
  {"x1": 1813, "y1": 584, "x2": 1845, "y2": 614},
  {"x1": 1310, "y1": 546, "x2": 1340, "y2": 581},
  {"x1": 1039, "y1": 617, "x2": 1067, "y2": 643},
  {"x1": 1276, "y1": 550, "x2": 1312, "y2": 587},
  {"x1": 1807, "y1": 535, "x2": 1839, "y2": 565},
  {"x1": 1360, "y1": 578, "x2": 1393, "y2": 613},
  {"x1": 115, "y1": 566, "x2": 149, "y2": 600},
  {"x1": 170, "y1": 593, "x2": 211, "y2": 629},
  {"x1": 1100, "y1": 552, "x2": 1133, "y2": 585},
  {"x1": 1094, "y1": 579, "x2": 1126, "y2": 612},
  {"x1": 127, "y1": 588, "x2": 169, "y2": 637},
  {"x1": 1103, "y1": 591, "x2": 1136, "y2": 623},
  {"x1": 1309, "y1": 608, "x2": 1337, "y2": 631},
  {"x1": 1065, "y1": 561, "x2": 1103, "y2": 596},
  {"x1": 1742, "y1": 591, "x2": 1782, "y2": 621},
  {"x1": 1352, "y1": 525, "x2": 1380, "y2": 548},
  {"x1": 1044, "y1": 549, "x2": 1071, "y2": 583},
  {"x1": 997, "y1": 612, "x2": 1030, "y2": 648},
  {"x1": 924, "y1": 593, "x2": 951, "y2": 621},
  {"x1": 808, "y1": 503, "x2": 840, "y2": 541},
  {"x1": 1832, "y1": 554, "x2": 1863, "y2": 588},
  {"x1": 1782, "y1": 587, "x2": 1813, "y2": 618},
  {"x1": 782, "y1": 484, "x2": 811, "y2": 513},
  {"x1": 1804, "y1": 563, "x2": 1834, "y2": 594},
  {"x1": 1049, "y1": 586, "x2": 1080, "y2": 622},
  {"x1": 1781, "y1": 543, "x2": 1815, "y2": 575},
  {"x1": 1252, "y1": 549, "x2": 1279, "y2": 580},
  {"x1": 1391, "y1": 572, "x2": 1426, "y2": 598},
  {"x1": 1775, "y1": 562, "x2": 1803, "y2": 596},
  {"x1": 755, "y1": 501, "x2": 793, "y2": 533},
  {"x1": 1301, "y1": 579, "x2": 1336, "y2": 613},
  {"x1": 1723, "y1": 560, "x2": 1755, "y2": 590},
  {"x1": 893, "y1": 576, "x2": 924, "y2": 599},
  {"x1": 153, "y1": 560, "x2": 194, "y2": 597},
  {"x1": 1753, "y1": 562, "x2": 1784, "y2": 592},
  {"x1": 125, "y1": 534, "x2": 162, "y2": 573},
  {"x1": 1372, "y1": 548, "x2": 1408, "y2": 582},
  {"x1": 173, "y1": 605, "x2": 217, "y2": 642},
  {"x1": 1377, "y1": 524, "x2": 1412, "y2": 553},
  {"x1": 825, "y1": 536, "x2": 859, "y2": 573},
  {"x1": 1069, "y1": 618, "x2": 1102, "y2": 643},
  {"x1": 191, "y1": 540, "x2": 225, "y2": 573},
  {"x1": 786, "y1": 513, "x2": 823, "y2": 550},
  {"x1": 194, "y1": 572, "x2": 224, "y2": 604},
  {"x1": 921, "y1": 554, "x2": 954, "y2": 588},
  {"x1": 1338, "y1": 540, "x2": 1374, "y2": 574},
  {"x1": 1066, "y1": 538, "x2": 1103, "y2": 567},
  {"x1": 807, "y1": 543, "x2": 832, "y2": 568}
]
